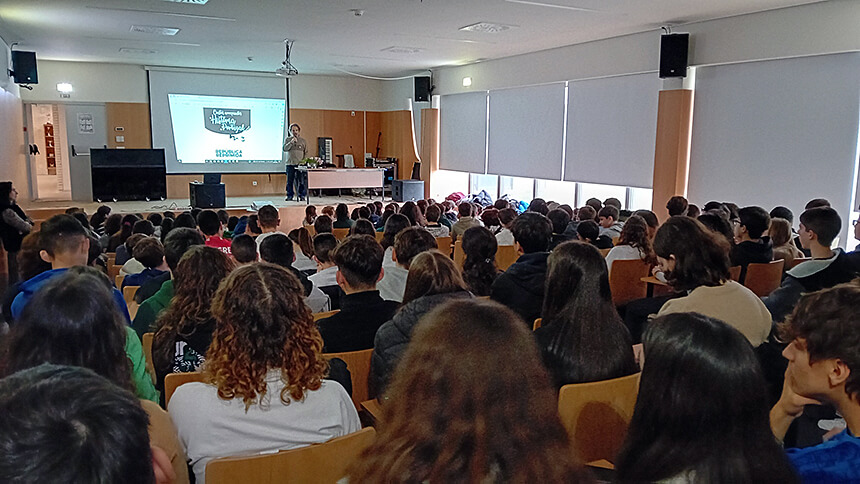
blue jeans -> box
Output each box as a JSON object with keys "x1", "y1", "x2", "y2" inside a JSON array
[{"x1": 286, "y1": 165, "x2": 306, "y2": 199}]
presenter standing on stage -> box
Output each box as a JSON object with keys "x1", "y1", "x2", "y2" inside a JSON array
[{"x1": 283, "y1": 123, "x2": 308, "y2": 201}]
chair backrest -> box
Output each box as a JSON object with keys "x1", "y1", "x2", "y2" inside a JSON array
[
  {"x1": 729, "y1": 265, "x2": 742, "y2": 282},
  {"x1": 331, "y1": 228, "x2": 350, "y2": 240},
  {"x1": 495, "y1": 245, "x2": 520, "y2": 271},
  {"x1": 323, "y1": 348, "x2": 373, "y2": 407},
  {"x1": 557, "y1": 372, "x2": 641, "y2": 464},
  {"x1": 744, "y1": 259, "x2": 785, "y2": 297},
  {"x1": 611, "y1": 236, "x2": 620, "y2": 246},
  {"x1": 452, "y1": 240, "x2": 465, "y2": 268},
  {"x1": 533, "y1": 318, "x2": 542, "y2": 331},
  {"x1": 374, "y1": 231, "x2": 384, "y2": 242},
  {"x1": 435, "y1": 236, "x2": 452, "y2": 255},
  {"x1": 115, "y1": 274, "x2": 124, "y2": 288},
  {"x1": 609, "y1": 259, "x2": 651, "y2": 306},
  {"x1": 312, "y1": 309, "x2": 340, "y2": 322},
  {"x1": 786, "y1": 257, "x2": 811, "y2": 269},
  {"x1": 108, "y1": 264, "x2": 121, "y2": 280},
  {"x1": 122, "y1": 285, "x2": 139, "y2": 305},
  {"x1": 205, "y1": 427, "x2": 376, "y2": 484},
  {"x1": 142, "y1": 332, "x2": 155, "y2": 385},
  {"x1": 164, "y1": 371, "x2": 205, "y2": 407},
  {"x1": 599, "y1": 248, "x2": 611, "y2": 257}
]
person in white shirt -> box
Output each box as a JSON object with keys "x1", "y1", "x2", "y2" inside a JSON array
[
  {"x1": 254, "y1": 205, "x2": 286, "y2": 251},
  {"x1": 604, "y1": 215, "x2": 656, "y2": 275},
  {"x1": 308, "y1": 233, "x2": 342, "y2": 308},
  {"x1": 424, "y1": 205, "x2": 450, "y2": 238},
  {"x1": 380, "y1": 214, "x2": 411, "y2": 270},
  {"x1": 288, "y1": 227, "x2": 318, "y2": 272},
  {"x1": 169, "y1": 264, "x2": 360, "y2": 483},
  {"x1": 377, "y1": 227, "x2": 437, "y2": 303},
  {"x1": 495, "y1": 208, "x2": 517, "y2": 246}
]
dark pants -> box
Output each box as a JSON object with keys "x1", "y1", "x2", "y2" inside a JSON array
[
  {"x1": 286, "y1": 165, "x2": 306, "y2": 199},
  {"x1": 6, "y1": 250, "x2": 18, "y2": 285}
]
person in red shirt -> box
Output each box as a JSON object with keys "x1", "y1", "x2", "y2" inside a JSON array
[{"x1": 197, "y1": 210, "x2": 232, "y2": 256}]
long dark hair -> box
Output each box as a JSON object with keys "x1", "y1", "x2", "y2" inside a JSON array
[
  {"x1": 380, "y1": 213, "x2": 410, "y2": 251},
  {"x1": 116, "y1": 214, "x2": 139, "y2": 245},
  {"x1": 288, "y1": 227, "x2": 314, "y2": 258},
  {"x1": 539, "y1": 241, "x2": 637, "y2": 387},
  {"x1": 3, "y1": 269, "x2": 134, "y2": 392},
  {"x1": 461, "y1": 226, "x2": 498, "y2": 297},
  {"x1": 615, "y1": 312, "x2": 799, "y2": 483},
  {"x1": 400, "y1": 201, "x2": 425, "y2": 226},
  {"x1": 653, "y1": 216, "x2": 731, "y2": 291},
  {"x1": 617, "y1": 215, "x2": 656, "y2": 265}
]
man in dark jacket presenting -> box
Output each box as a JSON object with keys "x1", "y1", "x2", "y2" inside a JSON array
[{"x1": 491, "y1": 212, "x2": 553, "y2": 326}]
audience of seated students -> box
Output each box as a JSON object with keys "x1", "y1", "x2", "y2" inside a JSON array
[
  {"x1": 563, "y1": 205, "x2": 596, "y2": 239},
  {"x1": 107, "y1": 214, "x2": 138, "y2": 253},
  {"x1": 313, "y1": 213, "x2": 333, "y2": 235},
  {"x1": 372, "y1": 250, "x2": 474, "y2": 396},
  {"x1": 598, "y1": 205, "x2": 624, "y2": 240},
  {"x1": 148, "y1": 213, "x2": 164, "y2": 238},
  {"x1": 230, "y1": 234, "x2": 258, "y2": 264},
  {"x1": 423, "y1": 204, "x2": 450, "y2": 237},
  {"x1": 632, "y1": 208, "x2": 659, "y2": 239},
  {"x1": 118, "y1": 233, "x2": 147, "y2": 277},
  {"x1": 527, "y1": 197, "x2": 550, "y2": 215},
  {"x1": 461, "y1": 226, "x2": 500, "y2": 297},
  {"x1": 254, "y1": 205, "x2": 285, "y2": 250},
  {"x1": 173, "y1": 212, "x2": 197, "y2": 230},
  {"x1": 223, "y1": 215, "x2": 238, "y2": 239},
  {"x1": 698, "y1": 211, "x2": 735, "y2": 246},
  {"x1": 365, "y1": 202, "x2": 381, "y2": 226},
  {"x1": 480, "y1": 207, "x2": 502, "y2": 235},
  {"x1": 259, "y1": 233, "x2": 330, "y2": 313},
  {"x1": 350, "y1": 299, "x2": 589, "y2": 483},
  {"x1": 535, "y1": 241, "x2": 638, "y2": 389},
  {"x1": 2, "y1": 232, "x2": 50, "y2": 323},
  {"x1": 577, "y1": 219, "x2": 614, "y2": 249},
  {"x1": 377, "y1": 226, "x2": 438, "y2": 303},
  {"x1": 196, "y1": 209, "x2": 232, "y2": 255},
  {"x1": 350, "y1": 218, "x2": 376, "y2": 237},
  {"x1": 653, "y1": 216, "x2": 772, "y2": 346},
  {"x1": 666, "y1": 195, "x2": 689, "y2": 217},
  {"x1": 0, "y1": 184, "x2": 34, "y2": 278},
  {"x1": 100, "y1": 213, "x2": 122, "y2": 250},
  {"x1": 246, "y1": 214, "x2": 263, "y2": 235},
  {"x1": 439, "y1": 201, "x2": 456, "y2": 229},
  {"x1": 731, "y1": 205, "x2": 774, "y2": 281},
  {"x1": 491, "y1": 212, "x2": 553, "y2": 324},
  {"x1": 132, "y1": 228, "x2": 205, "y2": 337},
  {"x1": 765, "y1": 206, "x2": 860, "y2": 323},
  {"x1": 379, "y1": 213, "x2": 411, "y2": 269},
  {"x1": 495, "y1": 207, "x2": 517, "y2": 246},
  {"x1": 89, "y1": 204, "x2": 111, "y2": 233},
  {"x1": 116, "y1": 220, "x2": 154, "y2": 265},
  {"x1": 159, "y1": 216, "x2": 174, "y2": 243},
  {"x1": 686, "y1": 203, "x2": 701, "y2": 218},
  {"x1": 152, "y1": 246, "x2": 234, "y2": 395},
  {"x1": 122, "y1": 238, "x2": 169, "y2": 289},
  {"x1": 308, "y1": 233, "x2": 342, "y2": 309},
  {"x1": 0, "y1": 365, "x2": 176, "y2": 484},
  {"x1": 287, "y1": 226, "x2": 317, "y2": 273},
  {"x1": 5, "y1": 268, "x2": 157, "y2": 402},
  {"x1": 399, "y1": 201, "x2": 424, "y2": 227},
  {"x1": 615, "y1": 312, "x2": 798, "y2": 483},
  {"x1": 332, "y1": 203, "x2": 354, "y2": 229},
  {"x1": 168, "y1": 263, "x2": 360, "y2": 483},
  {"x1": 770, "y1": 282, "x2": 860, "y2": 482},
  {"x1": 546, "y1": 207, "x2": 574, "y2": 250},
  {"x1": 770, "y1": 217, "x2": 804, "y2": 269},
  {"x1": 451, "y1": 201, "x2": 482, "y2": 242},
  {"x1": 604, "y1": 215, "x2": 657, "y2": 275},
  {"x1": 771, "y1": 205, "x2": 803, "y2": 252},
  {"x1": 10, "y1": 215, "x2": 130, "y2": 324},
  {"x1": 315, "y1": 235, "x2": 400, "y2": 352}
]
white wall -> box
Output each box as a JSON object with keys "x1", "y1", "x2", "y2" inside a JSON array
[
  {"x1": 0, "y1": 36, "x2": 29, "y2": 198},
  {"x1": 433, "y1": 0, "x2": 860, "y2": 94}
]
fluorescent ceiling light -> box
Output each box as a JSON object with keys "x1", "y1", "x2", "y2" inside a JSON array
[
  {"x1": 505, "y1": 0, "x2": 599, "y2": 12},
  {"x1": 161, "y1": 0, "x2": 209, "y2": 4},
  {"x1": 380, "y1": 46, "x2": 424, "y2": 54},
  {"x1": 459, "y1": 22, "x2": 516, "y2": 34},
  {"x1": 130, "y1": 25, "x2": 181, "y2": 35},
  {"x1": 463, "y1": 77, "x2": 472, "y2": 87},
  {"x1": 56, "y1": 83, "x2": 73, "y2": 93}
]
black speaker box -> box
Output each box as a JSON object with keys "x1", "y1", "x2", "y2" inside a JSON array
[
  {"x1": 11, "y1": 51, "x2": 38, "y2": 84},
  {"x1": 392, "y1": 180, "x2": 424, "y2": 202},
  {"x1": 414, "y1": 76, "x2": 431, "y2": 102},
  {"x1": 659, "y1": 34, "x2": 689, "y2": 79},
  {"x1": 190, "y1": 183, "x2": 226, "y2": 208}
]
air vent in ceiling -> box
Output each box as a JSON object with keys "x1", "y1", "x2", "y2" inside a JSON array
[
  {"x1": 130, "y1": 25, "x2": 180, "y2": 35},
  {"x1": 380, "y1": 46, "x2": 424, "y2": 54},
  {"x1": 119, "y1": 48, "x2": 159, "y2": 55},
  {"x1": 459, "y1": 22, "x2": 516, "y2": 33}
]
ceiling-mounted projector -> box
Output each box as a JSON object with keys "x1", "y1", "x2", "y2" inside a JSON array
[{"x1": 275, "y1": 39, "x2": 298, "y2": 77}]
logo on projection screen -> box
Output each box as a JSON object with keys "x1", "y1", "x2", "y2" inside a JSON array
[{"x1": 204, "y1": 108, "x2": 251, "y2": 135}]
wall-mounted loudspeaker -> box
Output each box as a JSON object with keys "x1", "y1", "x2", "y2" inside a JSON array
[
  {"x1": 414, "y1": 76, "x2": 431, "y2": 102},
  {"x1": 11, "y1": 51, "x2": 38, "y2": 84},
  {"x1": 659, "y1": 34, "x2": 689, "y2": 79}
]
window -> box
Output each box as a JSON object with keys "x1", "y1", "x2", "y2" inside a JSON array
[
  {"x1": 430, "y1": 170, "x2": 469, "y2": 201},
  {"x1": 535, "y1": 179, "x2": 577, "y2": 206},
  {"x1": 499, "y1": 175, "x2": 534, "y2": 203},
  {"x1": 627, "y1": 187, "x2": 654, "y2": 211},
  {"x1": 576, "y1": 182, "x2": 627, "y2": 208},
  {"x1": 469, "y1": 174, "x2": 499, "y2": 199}
]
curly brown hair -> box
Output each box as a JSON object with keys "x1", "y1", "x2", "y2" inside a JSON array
[
  {"x1": 204, "y1": 263, "x2": 328, "y2": 409},
  {"x1": 618, "y1": 215, "x2": 657, "y2": 266},
  {"x1": 152, "y1": 246, "x2": 235, "y2": 380},
  {"x1": 348, "y1": 299, "x2": 589, "y2": 483}
]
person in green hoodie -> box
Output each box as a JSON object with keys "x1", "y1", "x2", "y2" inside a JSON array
[{"x1": 132, "y1": 227, "x2": 205, "y2": 338}]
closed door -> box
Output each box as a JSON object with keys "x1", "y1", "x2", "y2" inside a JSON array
[{"x1": 64, "y1": 104, "x2": 107, "y2": 202}]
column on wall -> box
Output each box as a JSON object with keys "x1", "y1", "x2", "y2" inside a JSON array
[
  {"x1": 650, "y1": 88, "x2": 693, "y2": 222},
  {"x1": 419, "y1": 106, "x2": 439, "y2": 200}
]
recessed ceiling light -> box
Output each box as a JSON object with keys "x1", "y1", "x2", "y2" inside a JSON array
[
  {"x1": 380, "y1": 46, "x2": 424, "y2": 55},
  {"x1": 119, "y1": 48, "x2": 159, "y2": 55},
  {"x1": 504, "y1": 0, "x2": 599, "y2": 12},
  {"x1": 161, "y1": 0, "x2": 209, "y2": 4},
  {"x1": 56, "y1": 83, "x2": 73, "y2": 93},
  {"x1": 462, "y1": 77, "x2": 472, "y2": 87},
  {"x1": 459, "y1": 22, "x2": 516, "y2": 34},
  {"x1": 130, "y1": 25, "x2": 180, "y2": 36}
]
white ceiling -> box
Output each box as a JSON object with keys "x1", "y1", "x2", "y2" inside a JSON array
[{"x1": 0, "y1": 0, "x2": 824, "y2": 77}]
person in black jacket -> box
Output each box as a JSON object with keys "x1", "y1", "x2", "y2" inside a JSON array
[
  {"x1": 0, "y1": 182, "x2": 33, "y2": 284},
  {"x1": 491, "y1": 212, "x2": 553, "y2": 326},
  {"x1": 577, "y1": 219, "x2": 614, "y2": 250},
  {"x1": 316, "y1": 235, "x2": 399, "y2": 353},
  {"x1": 371, "y1": 250, "x2": 473, "y2": 397},
  {"x1": 731, "y1": 205, "x2": 774, "y2": 282}
]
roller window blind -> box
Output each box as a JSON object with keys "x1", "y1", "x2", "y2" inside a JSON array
[{"x1": 439, "y1": 91, "x2": 488, "y2": 173}]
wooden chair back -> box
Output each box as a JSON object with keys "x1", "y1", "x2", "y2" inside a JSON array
[
  {"x1": 611, "y1": 236, "x2": 620, "y2": 246},
  {"x1": 729, "y1": 265, "x2": 742, "y2": 282},
  {"x1": 312, "y1": 310, "x2": 340, "y2": 322},
  {"x1": 305, "y1": 225, "x2": 316, "y2": 236},
  {"x1": 495, "y1": 245, "x2": 520, "y2": 271},
  {"x1": 786, "y1": 257, "x2": 811, "y2": 269},
  {"x1": 122, "y1": 286, "x2": 139, "y2": 306},
  {"x1": 744, "y1": 259, "x2": 785, "y2": 297},
  {"x1": 108, "y1": 264, "x2": 122, "y2": 280},
  {"x1": 435, "y1": 236, "x2": 452, "y2": 255},
  {"x1": 106, "y1": 253, "x2": 117, "y2": 265},
  {"x1": 323, "y1": 348, "x2": 373, "y2": 408},
  {"x1": 374, "y1": 231, "x2": 384, "y2": 242},
  {"x1": 332, "y1": 228, "x2": 350, "y2": 240},
  {"x1": 599, "y1": 248, "x2": 611, "y2": 257},
  {"x1": 609, "y1": 259, "x2": 651, "y2": 306},
  {"x1": 558, "y1": 372, "x2": 641, "y2": 464},
  {"x1": 204, "y1": 427, "x2": 376, "y2": 484},
  {"x1": 115, "y1": 274, "x2": 124, "y2": 288},
  {"x1": 142, "y1": 332, "x2": 155, "y2": 385},
  {"x1": 453, "y1": 240, "x2": 465, "y2": 268},
  {"x1": 533, "y1": 318, "x2": 542, "y2": 331},
  {"x1": 164, "y1": 371, "x2": 205, "y2": 407}
]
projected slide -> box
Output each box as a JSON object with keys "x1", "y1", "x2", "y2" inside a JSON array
[{"x1": 167, "y1": 94, "x2": 285, "y2": 166}]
